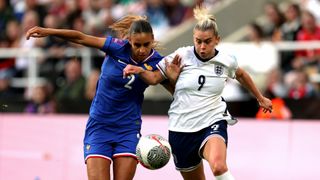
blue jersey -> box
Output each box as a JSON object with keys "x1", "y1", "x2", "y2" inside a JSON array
[{"x1": 89, "y1": 36, "x2": 163, "y2": 131}]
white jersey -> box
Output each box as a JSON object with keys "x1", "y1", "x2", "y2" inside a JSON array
[{"x1": 157, "y1": 46, "x2": 238, "y2": 132}]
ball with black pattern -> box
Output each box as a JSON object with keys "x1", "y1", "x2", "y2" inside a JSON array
[{"x1": 136, "y1": 134, "x2": 171, "y2": 170}]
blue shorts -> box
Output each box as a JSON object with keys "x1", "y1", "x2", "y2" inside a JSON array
[
  {"x1": 83, "y1": 117, "x2": 141, "y2": 163},
  {"x1": 169, "y1": 120, "x2": 228, "y2": 172}
]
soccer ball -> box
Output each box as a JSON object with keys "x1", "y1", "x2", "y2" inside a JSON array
[{"x1": 136, "y1": 134, "x2": 171, "y2": 170}]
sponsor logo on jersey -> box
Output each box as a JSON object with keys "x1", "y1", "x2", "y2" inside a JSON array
[
  {"x1": 118, "y1": 59, "x2": 127, "y2": 65},
  {"x1": 214, "y1": 64, "x2": 224, "y2": 76},
  {"x1": 144, "y1": 63, "x2": 153, "y2": 71}
]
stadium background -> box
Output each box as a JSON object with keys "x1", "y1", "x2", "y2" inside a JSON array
[{"x1": 1, "y1": 0, "x2": 320, "y2": 179}]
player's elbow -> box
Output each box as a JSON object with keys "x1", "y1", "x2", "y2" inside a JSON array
[
  {"x1": 70, "y1": 31, "x2": 87, "y2": 45},
  {"x1": 143, "y1": 71, "x2": 163, "y2": 85}
]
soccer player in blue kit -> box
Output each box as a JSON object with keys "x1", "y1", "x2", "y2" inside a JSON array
[{"x1": 26, "y1": 15, "x2": 178, "y2": 180}]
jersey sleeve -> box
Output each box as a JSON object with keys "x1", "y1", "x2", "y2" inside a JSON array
[
  {"x1": 100, "y1": 36, "x2": 127, "y2": 54},
  {"x1": 156, "y1": 49, "x2": 182, "y2": 79},
  {"x1": 228, "y1": 55, "x2": 239, "y2": 79}
]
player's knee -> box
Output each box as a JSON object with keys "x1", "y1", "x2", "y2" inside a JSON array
[{"x1": 210, "y1": 161, "x2": 228, "y2": 176}]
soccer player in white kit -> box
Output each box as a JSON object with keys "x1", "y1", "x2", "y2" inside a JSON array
[{"x1": 123, "y1": 6, "x2": 273, "y2": 180}]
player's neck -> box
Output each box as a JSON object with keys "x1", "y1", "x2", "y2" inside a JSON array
[{"x1": 194, "y1": 48, "x2": 219, "y2": 62}]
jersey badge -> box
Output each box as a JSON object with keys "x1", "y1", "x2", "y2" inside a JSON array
[
  {"x1": 144, "y1": 63, "x2": 153, "y2": 71},
  {"x1": 214, "y1": 64, "x2": 224, "y2": 76},
  {"x1": 112, "y1": 38, "x2": 125, "y2": 45},
  {"x1": 86, "y1": 144, "x2": 91, "y2": 151}
]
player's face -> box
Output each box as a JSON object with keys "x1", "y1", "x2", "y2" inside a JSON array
[
  {"x1": 129, "y1": 33, "x2": 154, "y2": 62},
  {"x1": 193, "y1": 30, "x2": 220, "y2": 59}
]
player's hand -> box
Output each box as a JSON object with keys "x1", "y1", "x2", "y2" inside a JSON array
[
  {"x1": 165, "y1": 54, "x2": 183, "y2": 84},
  {"x1": 258, "y1": 97, "x2": 273, "y2": 113},
  {"x1": 123, "y1": 64, "x2": 144, "y2": 78},
  {"x1": 26, "y1": 26, "x2": 49, "y2": 40}
]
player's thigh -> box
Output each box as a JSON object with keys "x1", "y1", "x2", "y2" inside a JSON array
[
  {"x1": 201, "y1": 120, "x2": 228, "y2": 164},
  {"x1": 86, "y1": 157, "x2": 111, "y2": 180},
  {"x1": 113, "y1": 156, "x2": 138, "y2": 180},
  {"x1": 180, "y1": 162, "x2": 205, "y2": 180},
  {"x1": 202, "y1": 136, "x2": 227, "y2": 164}
]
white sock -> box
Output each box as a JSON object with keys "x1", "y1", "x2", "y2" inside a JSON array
[{"x1": 215, "y1": 170, "x2": 235, "y2": 180}]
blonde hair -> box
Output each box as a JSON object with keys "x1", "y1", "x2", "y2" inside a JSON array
[{"x1": 193, "y1": 6, "x2": 219, "y2": 36}]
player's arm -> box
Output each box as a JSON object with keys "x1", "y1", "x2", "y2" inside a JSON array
[
  {"x1": 123, "y1": 66, "x2": 165, "y2": 85},
  {"x1": 235, "y1": 67, "x2": 273, "y2": 113},
  {"x1": 123, "y1": 55, "x2": 183, "y2": 86},
  {"x1": 26, "y1": 26, "x2": 105, "y2": 49},
  {"x1": 123, "y1": 67, "x2": 175, "y2": 95}
]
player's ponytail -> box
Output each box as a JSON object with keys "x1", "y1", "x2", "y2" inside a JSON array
[
  {"x1": 110, "y1": 15, "x2": 153, "y2": 38},
  {"x1": 193, "y1": 6, "x2": 219, "y2": 36}
]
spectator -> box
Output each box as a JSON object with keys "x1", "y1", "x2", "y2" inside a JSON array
[
  {"x1": 287, "y1": 70, "x2": 317, "y2": 99},
  {"x1": 145, "y1": 0, "x2": 170, "y2": 39},
  {"x1": 82, "y1": 0, "x2": 105, "y2": 36},
  {"x1": 280, "y1": 3, "x2": 302, "y2": 72},
  {"x1": 0, "y1": 69, "x2": 17, "y2": 99},
  {"x1": 262, "y1": 2, "x2": 285, "y2": 41},
  {"x1": 264, "y1": 68, "x2": 288, "y2": 98},
  {"x1": 38, "y1": 14, "x2": 67, "y2": 80},
  {"x1": 24, "y1": 0, "x2": 48, "y2": 26},
  {"x1": 0, "y1": 0, "x2": 15, "y2": 36},
  {"x1": 258, "y1": 68, "x2": 292, "y2": 119},
  {"x1": 246, "y1": 22, "x2": 265, "y2": 43},
  {"x1": 6, "y1": 19, "x2": 22, "y2": 48},
  {"x1": 235, "y1": 22, "x2": 278, "y2": 90},
  {"x1": 281, "y1": 3, "x2": 301, "y2": 41},
  {"x1": 295, "y1": 10, "x2": 320, "y2": 63},
  {"x1": 0, "y1": 35, "x2": 16, "y2": 76},
  {"x1": 55, "y1": 58, "x2": 86, "y2": 112},
  {"x1": 164, "y1": 0, "x2": 192, "y2": 26},
  {"x1": 15, "y1": 10, "x2": 40, "y2": 77},
  {"x1": 24, "y1": 81, "x2": 56, "y2": 114},
  {"x1": 301, "y1": 0, "x2": 320, "y2": 25},
  {"x1": 47, "y1": 0, "x2": 68, "y2": 21}
]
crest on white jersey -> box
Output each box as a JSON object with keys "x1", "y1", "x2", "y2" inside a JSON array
[{"x1": 214, "y1": 64, "x2": 224, "y2": 76}]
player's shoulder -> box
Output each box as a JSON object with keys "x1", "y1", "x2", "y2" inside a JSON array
[
  {"x1": 215, "y1": 50, "x2": 237, "y2": 61},
  {"x1": 109, "y1": 36, "x2": 128, "y2": 46},
  {"x1": 107, "y1": 36, "x2": 130, "y2": 52},
  {"x1": 175, "y1": 46, "x2": 194, "y2": 57},
  {"x1": 152, "y1": 49, "x2": 164, "y2": 59},
  {"x1": 148, "y1": 49, "x2": 164, "y2": 63},
  {"x1": 214, "y1": 50, "x2": 238, "y2": 67}
]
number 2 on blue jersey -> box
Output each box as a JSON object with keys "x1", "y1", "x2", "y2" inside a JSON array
[{"x1": 125, "y1": 74, "x2": 135, "y2": 89}]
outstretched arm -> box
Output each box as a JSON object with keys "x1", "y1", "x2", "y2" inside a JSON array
[
  {"x1": 26, "y1": 26, "x2": 106, "y2": 49},
  {"x1": 236, "y1": 67, "x2": 273, "y2": 113}
]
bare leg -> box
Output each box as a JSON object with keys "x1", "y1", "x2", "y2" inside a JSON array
[
  {"x1": 86, "y1": 157, "x2": 111, "y2": 180},
  {"x1": 202, "y1": 137, "x2": 228, "y2": 176},
  {"x1": 113, "y1": 156, "x2": 138, "y2": 180},
  {"x1": 180, "y1": 162, "x2": 205, "y2": 180}
]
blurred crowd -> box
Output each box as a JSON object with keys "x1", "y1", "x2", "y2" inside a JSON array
[
  {"x1": 0, "y1": 0, "x2": 222, "y2": 113},
  {"x1": 244, "y1": 0, "x2": 320, "y2": 102}
]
